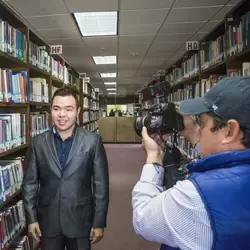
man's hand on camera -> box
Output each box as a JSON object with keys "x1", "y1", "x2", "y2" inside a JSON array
[{"x1": 141, "y1": 126, "x2": 165, "y2": 165}]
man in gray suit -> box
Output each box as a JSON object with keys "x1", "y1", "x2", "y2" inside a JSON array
[{"x1": 22, "y1": 86, "x2": 109, "y2": 250}]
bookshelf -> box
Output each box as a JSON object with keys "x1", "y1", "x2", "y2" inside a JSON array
[
  {"x1": 139, "y1": 0, "x2": 250, "y2": 161},
  {"x1": 0, "y1": 1, "x2": 100, "y2": 249}
]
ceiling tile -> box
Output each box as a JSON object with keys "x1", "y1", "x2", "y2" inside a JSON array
[
  {"x1": 38, "y1": 28, "x2": 80, "y2": 39},
  {"x1": 120, "y1": 23, "x2": 162, "y2": 36},
  {"x1": 83, "y1": 37, "x2": 117, "y2": 56},
  {"x1": 46, "y1": 38, "x2": 84, "y2": 46},
  {"x1": 118, "y1": 59, "x2": 142, "y2": 68},
  {"x1": 118, "y1": 45, "x2": 149, "y2": 59},
  {"x1": 61, "y1": 47, "x2": 89, "y2": 57},
  {"x1": 26, "y1": 14, "x2": 75, "y2": 30},
  {"x1": 212, "y1": 4, "x2": 236, "y2": 21},
  {"x1": 141, "y1": 58, "x2": 166, "y2": 68},
  {"x1": 189, "y1": 32, "x2": 207, "y2": 41},
  {"x1": 166, "y1": 6, "x2": 222, "y2": 23},
  {"x1": 120, "y1": 9, "x2": 169, "y2": 25},
  {"x1": 120, "y1": 0, "x2": 174, "y2": 10},
  {"x1": 8, "y1": 0, "x2": 68, "y2": 17},
  {"x1": 64, "y1": 0, "x2": 118, "y2": 12},
  {"x1": 119, "y1": 35, "x2": 155, "y2": 46},
  {"x1": 154, "y1": 33, "x2": 193, "y2": 43},
  {"x1": 173, "y1": 0, "x2": 227, "y2": 8},
  {"x1": 118, "y1": 69, "x2": 137, "y2": 78},
  {"x1": 160, "y1": 21, "x2": 207, "y2": 34},
  {"x1": 199, "y1": 21, "x2": 221, "y2": 33},
  {"x1": 83, "y1": 37, "x2": 118, "y2": 47},
  {"x1": 228, "y1": 0, "x2": 241, "y2": 4}
]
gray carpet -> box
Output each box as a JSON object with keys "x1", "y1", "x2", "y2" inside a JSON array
[{"x1": 92, "y1": 144, "x2": 159, "y2": 250}]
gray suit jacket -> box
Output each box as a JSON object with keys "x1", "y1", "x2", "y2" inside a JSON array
[{"x1": 22, "y1": 125, "x2": 109, "y2": 238}]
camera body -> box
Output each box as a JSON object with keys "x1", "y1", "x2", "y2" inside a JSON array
[{"x1": 134, "y1": 80, "x2": 184, "y2": 137}]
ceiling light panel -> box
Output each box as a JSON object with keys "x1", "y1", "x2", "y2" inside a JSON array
[
  {"x1": 74, "y1": 11, "x2": 118, "y2": 37},
  {"x1": 107, "y1": 88, "x2": 116, "y2": 91},
  {"x1": 101, "y1": 73, "x2": 117, "y2": 78},
  {"x1": 93, "y1": 56, "x2": 117, "y2": 64}
]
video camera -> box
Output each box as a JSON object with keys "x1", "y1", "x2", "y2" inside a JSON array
[{"x1": 134, "y1": 79, "x2": 184, "y2": 137}]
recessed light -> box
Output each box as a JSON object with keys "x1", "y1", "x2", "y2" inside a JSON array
[
  {"x1": 93, "y1": 56, "x2": 117, "y2": 65},
  {"x1": 101, "y1": 73, "x2": 116, "y2": 78},
  {"x1": 106, "y1": 88, "x2": 116, "y2": 91},
  {"x1": 108, "y1": 92, "x2": 116, "y2": 95},
  {"x1": 73, "y1": 11, "x2": 118, "y2": 37},
  {"x1": 104, "y1": 82, "x2": 116, "y2": 85}
]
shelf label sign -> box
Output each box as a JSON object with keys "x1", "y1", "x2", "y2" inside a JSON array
[
  {"x1": 186, "y1": 41, "x2": 199, "y2": 51},
  {"x1": 50, "y1": 45, "x2": 62, "y2": 54}
]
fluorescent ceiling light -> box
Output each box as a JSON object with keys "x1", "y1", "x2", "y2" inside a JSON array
[
  {"x1": 108, "y1": 92, "x2": 116, "y2": 95},
  {"x1": 74, "y1": 11, "x2": 118, "y2": 37},
  {"x1": 100, "y1": 73, "x2": 116, "y2": 78},
  {"x1": 104, "y1": 82, "x2": 116, "y2": 85},
  {"x1": 107, "y1": 88, "x2": 116, "y2": 91},
  {"x1": 93, "y1": 56, "x2": 116, "y2": 65}
]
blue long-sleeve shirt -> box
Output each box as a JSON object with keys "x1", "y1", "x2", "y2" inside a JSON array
[{"x1": 132, "y1": 163, "x2": 213, "y2": 250}]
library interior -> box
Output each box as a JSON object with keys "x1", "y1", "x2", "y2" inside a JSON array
[{"x1": 0, "y1": 0, "x2": 250, "y2": 249}]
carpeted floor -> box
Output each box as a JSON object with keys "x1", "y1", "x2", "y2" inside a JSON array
[{"x1": 92, "y1": 144, "x2": 159, "y2": 250}]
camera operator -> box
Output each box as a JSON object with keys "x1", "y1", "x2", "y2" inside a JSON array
[{"x1": 132, "y1": 77, "x2": 250, "y2": 250}]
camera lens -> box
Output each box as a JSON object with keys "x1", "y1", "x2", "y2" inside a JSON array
[
  {"x1": 134, "y1": 116, "x2": 144, "y2": 137},
  {"x1": 134, "y1": 116, "x2": 150, "y2": 137}
]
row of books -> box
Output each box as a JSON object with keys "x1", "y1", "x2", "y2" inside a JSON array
[
  {"x1": 83, "y1": 82, "x2": 99, "y2": 100},
  {"x1": 165, "y1": 9, "x2": 250, "y2": 82},
  {"x1": 8, "y1": 235, "x2": 31, "y2": 250},
  {"x1": 0, "y1": 200, "x2": 26, "y2": 249},
  {"x1": 0, "y1": 69, "x2": 29, "y2": 103},
  {"x1": 51, "y1": 58, "x2": 64, "y2": 81},
  {"x1": 201, "y1": 34, "x2": 226, "y2": 70},
  {"x1": 29, "y1": 41, "x2": 50, "y2": 73},
  {"x1": 167, "y1": 134, "x2": 199, "y2": 160},
  {"x1": 30, "y1": 78, "x2": 49, "y2": 103},
  {"x1": 0, "y1": 158, "x2": 23, "y2": 203},
  {"x1": 83, "y1": 121, "x2": 98, "y2": 132},
  {"x1": 30, "y1": 112, "x2": 50, "y2": 137},
  {"x1": 0, "y1": 113, "x2": 26, "y2": 153},
  {"x1": 0, "y1": 18, "x2": 73, "y2": 85},
  {"x1": 168, "y1": 65, "x2": 249, "y2": 105},
  {"x1": 227, "y1": 10, "x2": 250, "y2": 57},
  {"x1": 0, "y1": 19, "x2": 27, "y2": 62},
  {"x1": 83, "y1": 98, "x2": 98, "y2": 109}
]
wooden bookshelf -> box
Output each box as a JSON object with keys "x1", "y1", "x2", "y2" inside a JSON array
[
  {"x1": 0, "y1": 1, "x2": 100, "y2": 249},
  {"x1": 139, "y1": 0, "x2": 250, "y2": 159}
]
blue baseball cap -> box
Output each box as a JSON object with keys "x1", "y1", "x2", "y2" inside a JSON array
[{"x1": 179, "y1": 76, "x2": 250, "y2": 129}]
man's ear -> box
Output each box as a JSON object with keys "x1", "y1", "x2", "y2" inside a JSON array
[{"x1": 221, "y1": 119, "x2": 241, "y2": 145}]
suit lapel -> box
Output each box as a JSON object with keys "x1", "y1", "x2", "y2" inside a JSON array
[
  {"x1": 64, "y1": 125, "x2": 83, "y2": 168},
  {"x1": 45, "y1": 128, "x2": 62, "y2": 173}
]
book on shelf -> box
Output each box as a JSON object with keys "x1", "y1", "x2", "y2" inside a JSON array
[
  {"x1": 29, "y1": 42, "x2": 50, "y2": 73},
  {"x1": 29, "y1": 78, "x2": 49, "y2": 103},
  {"x1": 0, "y1": 69, "x2": 29, "y2": 103},
  {"x1": 0, "y1": 113, "x2": 26, "y2": 153},
  {"x1": 227, "y1": 10, "x2": 250, "y2": 57},
  {"x1": 52, "y1": 86, "x2": 59, "y2": 96},
  {"x1": 0, "y1": 19, "x2": 27, "y2": 62},
  {"x1": 0, "y1": 157, "x2": 23, "y2": 203},
  {"x1": 51, "y1": 58, "x2": 64, "y2": 81},
  {"x1": 167, "y1": 135, "x2": 199, "y2": 160},
  {"x1": 0, "y1": 200, "x2": 26, "y2": 248},
  {"x1": 30, "y1": 112, "x2": 50, "y2": 137},
  {"x1": 8, "y1": 235, "x2": 31, "y2": 250},
  {"x1": 200, "y1": 33, "x2": 226, "y2": 70},
  {"x1": 83, "y1": 121, "x2": 98, "y2": 132}
]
